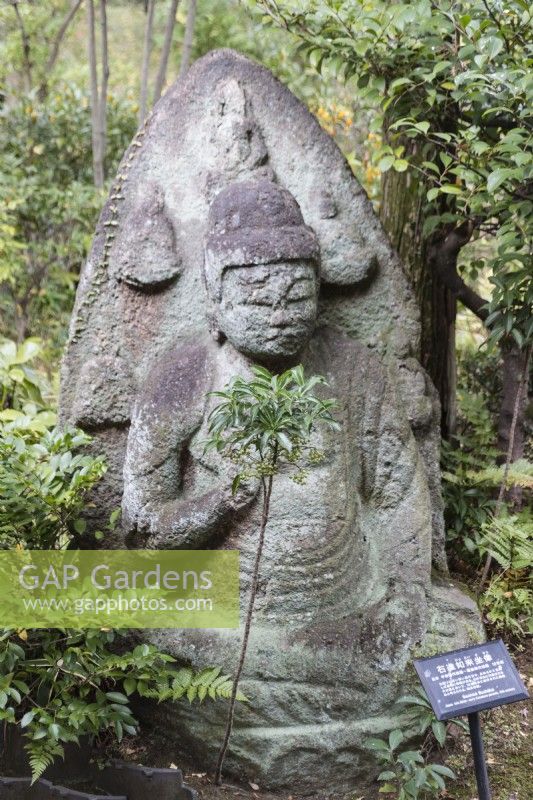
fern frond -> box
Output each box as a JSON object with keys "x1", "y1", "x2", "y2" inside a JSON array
[
  {"x1": 25, "y1": 739, "x2": 64, "y2": 784},
  {"x1": 481, "y1": 514, "x2": 533, "y2": 570},
  {"x1": 172, "y1": 666, "x2": 194, "y2": 688},
  {"x1": 191, "y1": 666, "x2": 222, "y2": 687},
  {"x1": 168, "y1": 666, "x2": 248, "y2": 703},
  {"x1": 465, "y1": 459, "x2": 533, "y2": 489}
]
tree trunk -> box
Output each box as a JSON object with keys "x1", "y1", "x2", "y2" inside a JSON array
[
  {"x1": 498, "y1": 343, "x2": 531, "y2": 461},
  {"x1": 380, "y1": 144, "x2": 457, "y2": 436},
  {"x1": 179, "y1": 0, "x2": 197, "y2": 78},
  {"x1": 87, "y1": 0, "x2": 104, "y2": 188},
  {"x1": 139, "y1": 0, "x2": 156, "y2": 123},
  {"x1": 153, "y1": 0, "x2": 180, "y2": 102},
  {"x1": 12, "y1": 1, "x2": 33, "y2": 91},
  {"x1": 38, "y1": 0, "x2": 83, "y2": 99},
  {"x1": 97, "y1": 0, "x2": 109, "y2": 182}
]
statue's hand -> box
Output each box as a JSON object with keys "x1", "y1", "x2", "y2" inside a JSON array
[
  {"x1": 136, "y1": 477, "x2": 259, "y2": 549},
  {"x1": 223, "y1": 475, "x2": 260, "y2": 512}
]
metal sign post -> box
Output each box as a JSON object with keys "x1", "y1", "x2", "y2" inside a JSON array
[
  {"x1": 414, "y1": 639, "x2": 528, "y2": 800},
  {"x1": 468, "y1": 711, "x2": 491, "y2": 800}
]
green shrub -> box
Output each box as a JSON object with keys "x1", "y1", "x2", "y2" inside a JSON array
[
  {"x1": 442, "y1": 389, "x2": 499, "y2": 562},
  {"x1": 0, "y1": 86, "x2": 136, "y2": 359},
  {"x1": 0, "y1": 425, "x2": 106, "y2": 551},
  {"x1": 366, "y1": 688, "x2": 463, "y2": 799},
  {"x1": 0, "y1": 338, "x2": 52, "y2": 413},
  {"x1": 0, "y1": 339, "x2": 237, "y2": 782},
  {"x1": 367, "y1": 729, "x2": 455, "y2": 799},
  {"x1": 0, "y1": 628, "x2": 243, "y2": 782}
]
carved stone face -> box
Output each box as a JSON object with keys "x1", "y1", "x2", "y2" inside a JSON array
[{"x1": 218, "y1": 260, "x2": 318, "y2": 362}]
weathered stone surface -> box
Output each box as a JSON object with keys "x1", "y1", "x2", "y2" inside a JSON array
[
  {"x1": 115, "y1": 183, "x2": 182, "y2": 289},
  {"x1": 60, "y1": 49, "x2": 483, "y2": 792}
]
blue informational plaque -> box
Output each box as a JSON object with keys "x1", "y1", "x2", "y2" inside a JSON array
[{"x1": 414, "y1": 639, "x2": 529, "y2": 721}]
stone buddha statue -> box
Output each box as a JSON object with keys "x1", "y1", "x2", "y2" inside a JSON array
[
  {"x1": 121, "y1": 179, "x2": 481, "y2": 788},
  {"x1": 60, "y1": 49, "x2": 482, "y2": 792}
]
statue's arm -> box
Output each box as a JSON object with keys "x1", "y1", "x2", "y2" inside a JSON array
[{"x1": 122, "y1": 342, "x2": 256, "y2": 548}]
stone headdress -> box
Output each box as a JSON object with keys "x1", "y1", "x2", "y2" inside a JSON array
[{"x1": 204, "y1": 178, "x2": 320, "y2": 302}]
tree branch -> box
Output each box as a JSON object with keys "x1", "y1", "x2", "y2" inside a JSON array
[
  {"x1": 179, "y1": 0, "x2": 196, "y2": 78},
  {"x1": 153, "y1": 0, "x2": 180, "y2": 102},
  {"x1": 87, "y1": 0, "x2": 103, "y2": 188},
  {"x1": 429, "y1": 221, "x2": 489, "y2": 321},
  {"x1": 481, "y1": 0, "x2": 511, "y2": 54},
  {"x1": 11, "y1": 1, "x2": 33, "y2": 91},
  {"x1": 139, "y1": 0, "x2": 156, "y2": 123},
  {"x1": 98, "y1": 0, "x2": 109, "y2": 181},
  {"x1": 42, "y1": 0, "x2": 83, "y2": 88}
]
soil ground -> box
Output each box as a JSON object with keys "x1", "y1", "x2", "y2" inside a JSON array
[{"x1": 115, "y1": 641, "x2": 532, "y2": 800}]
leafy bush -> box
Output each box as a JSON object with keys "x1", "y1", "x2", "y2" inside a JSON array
[
  {"x1": 0, "y1": 338, "x2": 105, "y2": 549},
  {"x1": 367, "y1": 728, "x2": 455, "y2": 799},
  {"x1": 365, "y1": 685, "x2": 469, "y2": 798},
  {"x1": 206, "y1": 365, "x2": 339, "y2": 783},
  {"x1": 0, "y1": 340, "x2": 237, "y2": 781},
  {"x1": 0, "y1": 338, "x2": 52, "y2": 414},
  {"x1": 480, "y1": 574, "x2": 532, "y2": 637},
  {"x1": 0, "y1": 86, "x2": 136, "y2": 358},
  {"x1": 396, "y1": 687, "x2": 467, "y2": 750},
  {"x1": 261, "y1": 0, "x2": 533, "y2": 352},
  {"x1": 442, "y1": 389, "x2": 499, "y2": 562},
  {"x1": 481, "y1": 512, "x2": 533, "y2": 572},
  {"x1": 0, "y1": 425, "x2": 106, "y2": 550},
  {"x1": 0, "y1": 628, "x2": 243, "y2": 782}
]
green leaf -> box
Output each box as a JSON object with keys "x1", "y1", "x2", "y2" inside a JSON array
[
  {"x1": 8, "y1": 368, "x2": 25, "y2": 383},
  {"x1": 109, "y1": 508, "x2": 121, "y2": 527},
  {"x1": 276, "y1": 432, "x2": 293, "y2": 452},
  {"x1": 15, "y1": 339, "x2": 41, "y2": 364},
  {"x1": 440, "y1": 184, "x2": 462, "y2": 195},
  {"x1": 105, "y1": 691, "x2": 129, "y2": 704},
  {"x1": 378, "y1": 155, "x2": 395, "y2": 172},
  {"x1": 49, "y1": 723, "x2": 60, "y2": 739},
  {"x1": 389, "y1": 729, "x2": 404, "y2": 750},
  {"x1": 20, "y1": 710, "x2": 35, "y2": 728},
  {"x1": 431, "y1": 720, "x2": 447, "y2": 746},
  {"x1": 431, "y1": 764, "x2": 456, "y2": 778},
  {"x1": 393, "y1": 159, "x2": 409, "y2": 172},
  {"x1": 486, "y1": 169, "x2": 513, "y2": 192},
  {"x1": 73, "y1": 518, "x2": 86, "y2": 535},
  {"x1": 366, "y1": 737, "x2": 389, "y2": 751}
]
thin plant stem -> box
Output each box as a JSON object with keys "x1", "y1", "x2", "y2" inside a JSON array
[{"x1": 214, "y1": 469, "x2": 274, "y2": 785}]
